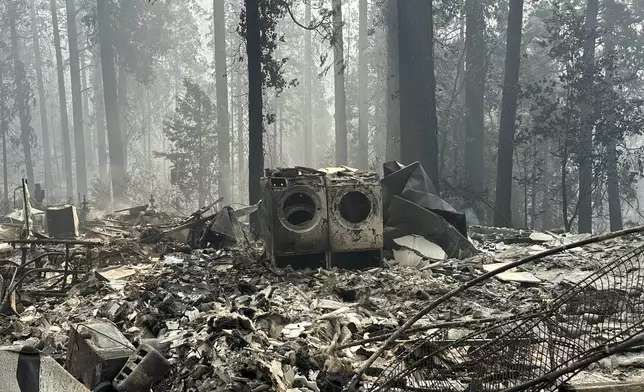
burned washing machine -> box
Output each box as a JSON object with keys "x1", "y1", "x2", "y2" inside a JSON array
[
  {"x1": 260, "y1": 168, "x2": 329, "y2": 269},
  {"x1": 325, "y1": 168, "x2": 383, "y2": 269}
]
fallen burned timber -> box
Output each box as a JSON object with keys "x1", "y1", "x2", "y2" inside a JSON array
[{"x1": 1, "y1": 167, "x2": 644, "y2": 391}]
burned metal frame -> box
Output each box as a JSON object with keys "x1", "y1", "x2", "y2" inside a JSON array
[
  {"x1": 4, "y1": 238, "x2": 103, "y2": 297},
  {"x1": 366, "y1": 313, "x2": 550, "y2": 391},
  {"x1": 11, "y1": 185, "x2": 22, "y2": 210}
]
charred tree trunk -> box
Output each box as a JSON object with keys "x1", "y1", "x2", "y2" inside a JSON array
[
  {"x1": 606, "y1": 139, "x2": 621, "y2": 230},
  {"x1": 439, "y1": 19, "x2": 465, "y2": 184},
  {"x1": 10, "y1": 4, "x2": 35, "y2": 190},
  {"x1": 332, "y1": 0, "x2": 348, "y2": 165},
  {"x1": 272, "y1": 107, "x2": 278, "y2": 167},
  {"x1": 31, "y1": 0, "x2": 54, "y2": 191},
  {"x1": 236, "y1": 73, "x2": 245, "y2": 203},
  {"x1": 562, "y1": 141, "x2": 570, "y2": 232},
  {"x1": 358, "y1": 0, "x2": 369, "y2": 169},
  {"x1": 93, "y1": 53, "x2": 108, "y2": 186},
  {"x1": 81, "y1": 47, "x2": 93, "y2": 171},
  {"x1": 279, "y1": 105, "x2": 283, "y2": 164},
  {"x1": 523, "y1": 150, "x2": 529, "y2": 229},
  {"x1": 397, "y1": 0, "x2": 439, "y2": 188},
  {"x1": 97, "y1": 0, "x2": 127, "y2": 201},
  {"x1": 117, "y1": 0, "x2": 130, "y2": 173},
  {"x1": 246, "y1": 0, "x2": 263, "y2": 223},
  {"x1": 118, "y1": 68, "x2": 127, "y2": 171},
  {"x1": 214, "y1": 0, "x2": 231, "y2": 204},
  {"x1": 146, "y1": 88, "x2": 152, "y2": 169},
  {"x1": 304, "y1": 1, "x2": 313, "y2": 167},
  {"x1": 0, "y1": 66, "x2": 8, "y2": 207},
  {"x1": 465, "y1": 0, "x2": 486, "y2": 217},
  {"x1": 197, "y1": 95, "x2": 206, "y2": 207},
  {"x1": 49, "y1": 100, "x2": 61, "y2": 181},
  {"x1": 577, "y1": 0, "x2": 599, "y2": 233},
  {"x1": 385, "y1": 0, "x2": 400, "y2": 162},
  {"x1": 604, "y1": 0, "x2": 622, "y2": 232},
  {"x1": 540, "y1": 140, "x2": 552, "y2": 229},
  {"x1": 530, "y1": 139, "x2": 538, "y2": 229},
  {"x1": 50, "y1": 0, "x2": 74, "y2": 198},
  {"x1": 230, "y1": 90, "x2": 236, "y2": 194},
  {"x1": 493, "y1": 0, "x2": 524, "y2": 227},
  {"x1": 65, "y1": 0, "x2": 88, "y2": 198}
]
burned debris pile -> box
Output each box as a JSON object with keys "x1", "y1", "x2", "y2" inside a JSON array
[
  {"x1": 368, "y1": 242, "x2": 644, "y2": 392},
  {"x1": 0, "y1": 244, "x2": 546, "y2": 391},
  {"x1": 1, "y1": 167, "x2": 644, "y2": 391}
]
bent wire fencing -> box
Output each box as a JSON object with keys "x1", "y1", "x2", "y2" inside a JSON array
[{"x1": 357, "y1": 231, "x2": 644, "y2": 391}]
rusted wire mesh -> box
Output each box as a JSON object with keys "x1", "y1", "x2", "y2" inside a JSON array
[{"x1": 367, "y1": 245, "x2": 644, "y2": 392}]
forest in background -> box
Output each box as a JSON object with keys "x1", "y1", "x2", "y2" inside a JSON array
[{"x1": 0, "y1": 0, "x2": 643, "y2": 234}]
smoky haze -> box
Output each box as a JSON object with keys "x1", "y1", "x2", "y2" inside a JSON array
[{"x1": 0, "y1": 0, "x2": 643, "y2": 233}]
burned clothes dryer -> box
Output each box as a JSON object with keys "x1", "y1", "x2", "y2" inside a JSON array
[{"x1": 325, "y1": 169, "x2": 383, "y2": 269}]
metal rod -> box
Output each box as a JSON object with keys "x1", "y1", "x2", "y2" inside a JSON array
[
  {"x1": 0, "y1": 252, "x2": 66, "y2": 279},
  {"x1": 26, "y1": 290, "x2": 68, "y2": 297},
  {"x1": 45, "y1": 275, "x2": 66, "y2": 290},
  {"x1": 113, "y1": 204, "x2": 148, "y2": 214},
  {"x1": 22, "y1": 268, "x2": 76, "y2": 274},
  {"x1": 22, "y1": 179, "x2": 29, "y2": 237},
  {"x1": 62, "y1": 244, "x2": 69, "y2": 290},
  {"x1": 335, "y1": 315, "x2": 517, "y2": 350},
  {"x1": 12, "y1": 185, "x2": 21, "y2": 209},
  {"x1": 3, "y1": 239, "x2": 102, "y2": 246},
  {"x1": 502, "y1": 334, "x2": 644, "y2": 392}
]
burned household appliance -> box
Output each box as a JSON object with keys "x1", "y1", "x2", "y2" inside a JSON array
[
  {"x1": 67, "y1": 319, "x2": 135, "y2": 389},
  {"x1": 325, "y1": 168, "x2": 383, "y2": 268},
  {"x1": 260, "y1": 168, "x2": 330, "y2": 269},
  {"x1": 45, "y1": 205, "x2": 80, "y2": 238}
]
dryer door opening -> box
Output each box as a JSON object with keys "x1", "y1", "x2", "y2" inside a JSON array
[
  {"x1": 339, "y1": 191, "x2": 372, "y2": 224},
  {"x1": 281, "y1": 192, "x2": 317, "y2": 229}
]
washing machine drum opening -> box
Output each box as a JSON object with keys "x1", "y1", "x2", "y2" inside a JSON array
[
  {"x1": 339, "y1": 191, "x2": 372, "y2": 224},
  {"x1": 282, "y1": 192, "x2": 317, "y2": 227}
]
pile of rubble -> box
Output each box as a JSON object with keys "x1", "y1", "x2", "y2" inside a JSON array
[
  {"x1": 1, "y1": 226, "x2": 644, "y2": 391},
  {"x1": 3, "y1": 166, "x2": 644, "y2": 391}
]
